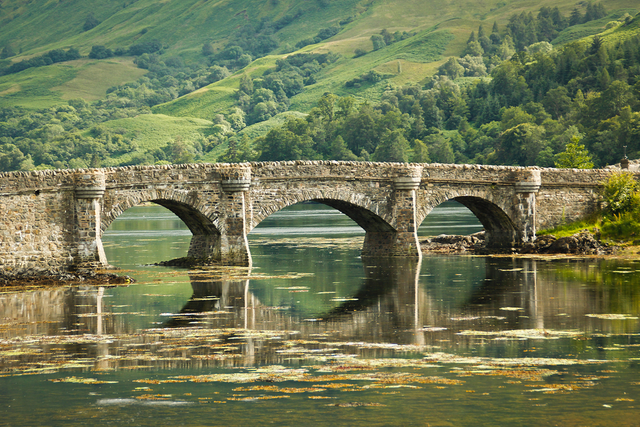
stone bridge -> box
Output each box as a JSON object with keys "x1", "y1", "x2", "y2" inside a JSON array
[{"x1": 0, "y1": 161, "x2": 623, "y2": 276}]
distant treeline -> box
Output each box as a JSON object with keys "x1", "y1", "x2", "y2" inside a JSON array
[
  {"x1": 0, "y1": 48, "x2": 81, "y2": 75},
  {"x1": 0, "y1": 40, "x2": 164, "y2": 77}
]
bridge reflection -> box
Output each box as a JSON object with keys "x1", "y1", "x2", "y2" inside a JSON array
[{"x1": 1, "y1": 257, "x2": 636, "y2": 374}]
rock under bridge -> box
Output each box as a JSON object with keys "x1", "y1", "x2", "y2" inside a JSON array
[{"x1": 0, "y1": 161, "x2": 621, "y2": 276}]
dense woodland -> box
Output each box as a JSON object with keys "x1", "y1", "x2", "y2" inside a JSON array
[
  {"x1": 1, "y1": 3, "x2": 639, "y2": 171},
  {"x1": 243, "y1": 7, "x2": 640, "y2": 168}
]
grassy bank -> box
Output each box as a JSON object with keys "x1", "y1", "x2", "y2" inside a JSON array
[
  {"x1": 538, "y1": 172, "x2": 640, "y2": 252},
  {"x1": 537, "y1": 213, "x2": 639, "y2": 244}
]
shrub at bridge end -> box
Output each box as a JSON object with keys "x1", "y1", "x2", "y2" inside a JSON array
[
  {"x1": 538, "y1": 171, "x2": 640, "y2": 245},
  {"x1": 600, "y1": 172, "x2": 640, "y2": 242}
]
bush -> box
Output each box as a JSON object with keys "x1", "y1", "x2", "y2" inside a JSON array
[
  {"x1": 353, "y1": 48, "x2": 367, "y2": 58},
  {"x1": 601, "y1": 172, "x2": 640, "y2": 217},
  {"x1": 89, "y1": 46, "x2": 113, "y2": 59},
  {"x1": 129, "y1": 40, "x2": 162, "y2": 56}
]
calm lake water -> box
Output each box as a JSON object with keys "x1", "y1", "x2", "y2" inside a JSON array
[{"x1": 1, "y1": 201, "x2": 640, "y2": 426}]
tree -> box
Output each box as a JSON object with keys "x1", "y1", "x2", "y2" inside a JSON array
[
  {"x1": 411, "y1": 139, "x2": 431, "y2": 163},
  {"x1": 0, "y1": 144, "x2": 27, "y2": 171},
  {"x1": 500, "y1": 106, "x2": 535, "y2": 130},
  {"x1": 83, "y1": 13, "x2": 100, "y2": 32},
  {"x1": 569, "y1": 8, "x2": 583, "y2": 26},
  {"x1": 238, "y1": 74, "x2": 253, "y2": 95},
  {"x1": 371, "y1": 34, "x2": 386, "y2": 51},
  {"x1": 424, "y1": 134, "x2": 454, "y2": 163},
  {"x1": 317, "y1": 92, "x2": 338, "y2": 122},
  {"x1": 329, "y1": 136, "x2": 357, "y2": 160},
  {"x1": 467, "y1": 31, "x2": 476, "y2": 44},
  {"x1": 89, "y1": 46, "x2": 113, "y2": 59},
  {"x1": 202, "y1": 42, "x2": 214, "y2": 56},
  {"x1": 343, "y1": 103, "x2": 381, "y2": 154},
  {"x1": 207, "y1": 66, "x2": 230, "y2": 83},
  {"x1": 380, "y1": 29, "x2": 393, "y2": 46},
  {"x1": 372, "y1": 130, "x2": 409, "y2": 162},
  {"x1": 464, "y1": 41, "x2": 484, "y2": 57},
  {"x1": 457, "y1": 55, "x2": 487, "y2": 77},
  {"x1": 165, "y1": 137, "x2": 195, "y2": 164},
  {"x1": 257, "y1": 121, "x2": 316, "y2": 161},
  {"x1": 495, "y1": 123, "x2": 545, "y2": 165},
  {"x1": 600, "y1": 80, "x2": 632, "y2": 118},
  {"x1": 0, "y1": 45, "x2": 16, "y2": 59},
  {"x1": 438, "y1": 57, "x2": 465, "y2": 79},
  {"x1": 554, "y1": 136, "x2": 594, "y2": 169},
  {"x1": 601, "y1": 172, "x2": 639, "y2": 216},
  {"x1": 543, "y1": 86, "x2": 572, "y2": 119}
]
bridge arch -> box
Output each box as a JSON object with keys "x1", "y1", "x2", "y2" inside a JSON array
[
  {"x1": 248, "y1": 189, "x2": 394, "y2": 234},
  {"x1": 101, "y1": 189, "x2": 223, "y2": 263},
  {"x1": 418, "y1": 190, "x2": 518, "y2": 248},
  {"x1": 248, "y1": 188, "x2": 409, "y2": 257}
]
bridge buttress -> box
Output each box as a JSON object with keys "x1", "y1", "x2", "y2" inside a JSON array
[
  {"x1": 511, "y1": 170, "x2": 541, "y2": 245},
  {"x1": 199, "y1": 178, "x2": 252, "y2": 266},
  {"x1": 74, "y1": 171, "x2": 108, "y2": 269},
  {"x1": 362, "y1": 176, "x2": 422, "y2": 259}
]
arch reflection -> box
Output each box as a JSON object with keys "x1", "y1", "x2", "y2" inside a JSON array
[{"x1": 2, "y1": 257, "x2": 640, "y2": 373}]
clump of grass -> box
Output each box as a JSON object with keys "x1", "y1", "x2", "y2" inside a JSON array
[
  {"x1": 537, "y1": 213, "x2": 601, "y2": 238},
  {"x1": 600, "y1": 213, "x2": 640, "y2": 242}
]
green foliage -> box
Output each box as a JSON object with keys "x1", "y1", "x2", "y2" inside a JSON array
[
  {"x1": 540, "y1": 171, "x2": 640, "y2": 244},
  {"x1": 372, "y1": 130, "x2": 409, "y2": 162},
  {"x1": 296, "y1": 24, "x2": 342, "y2": 49},
  {"x1": 554, "y1": 137, "x2": 594, "y2": 169},
  {"x1": 83, "y1": 13, "x2": 100, "y2": 32},
  {"x1": 370, "y1": 34, "x2": 385, "y2": 51},
  {"x1": 437, "y1": 57, "x2": 464, "y2": 79},
  {"x1": 536, "y1": 214, "x2": 601, "y2": 238},
  {"x1": 601, "y1": 213, "x2": 640, "y2": 241},
  {"x1": 1, "y1": 0, "x2": 640, "y2": 171},
  {"x1": 0, "y1": 48, "x2": 80, "y2": 76},
  {"x1": 601, "y1": 171, "x2": 640, "y2": 217}
]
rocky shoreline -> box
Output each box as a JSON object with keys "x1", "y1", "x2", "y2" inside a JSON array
[
  {"x1": 0, "y1": 270, "x2": 133, "y2": 289},
  {"x1": 0, "y1": 231, "x2": 627, "y2": 287},
  {"x1": 421, "y1": 230, "x2": 617, "y2": 256}
]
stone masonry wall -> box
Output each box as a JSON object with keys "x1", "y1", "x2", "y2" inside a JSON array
[{"x1": 0, "y1": 170, "x2": 76, "y2": 275}]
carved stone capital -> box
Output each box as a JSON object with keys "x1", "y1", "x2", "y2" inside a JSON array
[
  {"x1": 222, "y1": 179, "x2": 251, "y2": 193},
  {"x1": 393, "y1": 177, "x2": 421, "y2": 191},
  {"x1": 75, "y1": 187, "x2": 106, "y2": 199},
  {"x1": 515, "y1": 182, "x2": 541, "y2": 193}
]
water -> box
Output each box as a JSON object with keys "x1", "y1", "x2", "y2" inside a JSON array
[{"x1": 1, "y1": 202, "x2": 639, "y2": 426}]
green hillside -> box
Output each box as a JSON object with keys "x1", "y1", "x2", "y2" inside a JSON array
[{"x1": 1, "y1": 0, "x2": 639, "y2": 172}]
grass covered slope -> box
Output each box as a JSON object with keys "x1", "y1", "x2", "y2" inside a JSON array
[
  {"x1": 154, "y1": 29, "x2": 454, "y2": 120},
  {"x1": 0, "y1": 58, "x2": 147, "y2": 108},
  {"x1": 3, "y1": 0, "x2": 637, "y2": 60},
  {"x1": 0, "y1": 0, "x2": 362, "y2": 57},
  {"x1": 98, "y1": 114, "x2": 214, "y2": 166},
  {"x1": 2, "y1": 0, "x2": 639, "y2": 114},
  {"x1": 1, "y1": 0, "x2": 640, "y2": 172}
]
